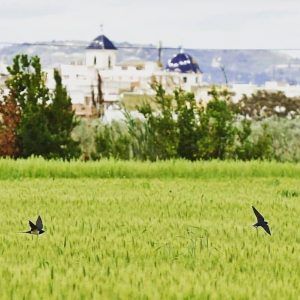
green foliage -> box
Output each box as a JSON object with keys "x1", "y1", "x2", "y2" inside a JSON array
[
  {"x1": 18, "y1": 103, "x2": 53, "y2": 157},
  {"x1": 235, "y1": 120, "x2": 253, "y2": 160},
  {"x1": 198, "y1": 88, "x2": 236, "y2": 159},
  {"x1": 236, "y1": 90, "x2": 300, "y2": 119},
  {"x1": 94, "y1": 121, "x2": 131, "y2": 160},
  {"x1": 46, "y1": 69, "x2": 80, "y2": 159},
  {"x1": 4, "y1": 55, "x2": 80, "y2": 159},
  {"x1": 92, "y1": 85, "x2": 277, "y2": 162},
  {"x1": 72, "y1": 119, "x2": 96, "y2": 161},
  {"x1": 6, "y1": 55, "x2": 49, "y2": 109},
  {"x1": 175, "y1": 90, "x2": 201, "y2": 160},
  {"x1": 235, "y1": 121, "x2": 273, "y2": 161},
  {"x1": 250, "y1": 123, "x2": 274, "y2": 160},
  {"x1": 138, "y1": 85, "x2": 179, "y2": 160},
  {"x1": 6, "y1": 55, "x2": 51, "y2": 157},
  {"x1": 134, "y1": 85, "x2": 274, "y2": 161},
  {"x1": 250, "y1": 117, "x2": 300, "y2": 162},
  {"x1": 4, "y1": 57, "x2": 300, "y2": 163},
  {"x1": 124, "y1": 112, "x2": 149, "y2": 160}
]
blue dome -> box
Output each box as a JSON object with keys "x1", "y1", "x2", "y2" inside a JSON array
[
  {"x1": 87, "y1": 35, "x2": 117, "y2": 50},
  {"x1": 166, "y1": 53, "x2": 201, "y2": 73}
]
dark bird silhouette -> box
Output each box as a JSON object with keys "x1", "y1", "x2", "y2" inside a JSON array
[
  {"x1": 252, "y1": 206, "x2": 271, "y2": 235},
  {"x1": 22, "y1": 216, "x2": 45, "y2": 235}
]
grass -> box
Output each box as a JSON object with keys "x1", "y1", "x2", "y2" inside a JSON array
[
  {"x1": 1, "y1": 158, "x2": 300, "y2": 179},
  {"x1": 0, "y1": 159, "x2": 299, "y2": 299},
  {"x1": 120, "y1": 94, "x2": 156, "y2": 111}
]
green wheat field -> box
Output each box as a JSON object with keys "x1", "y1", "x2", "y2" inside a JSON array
[{"x1": 0, "y1": 159, "x2": 299, "y2": 299}]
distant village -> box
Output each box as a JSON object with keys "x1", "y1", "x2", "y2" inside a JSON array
[{"x1": 1, "y1": 32, "x2": 300, "y2": 119}]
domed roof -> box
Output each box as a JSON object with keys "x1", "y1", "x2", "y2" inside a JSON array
[
  {"x1": 87, "y1": 35, "x2": 117, "y2": 50},
  {"x1": 166, "y1": 52, "x2": 201, "y2": 73}
]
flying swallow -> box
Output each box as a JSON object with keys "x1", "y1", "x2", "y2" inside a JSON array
[
  {"x1": 252, "y1": 206, "x2": 271, "y2": 235},
  {"x1": 22, "y1": 216, "x2": 45, "y2": 235}
]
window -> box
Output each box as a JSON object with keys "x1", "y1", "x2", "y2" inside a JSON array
[
  {"x1": 183, "y1": 77, "x2": 187, "y2": 83},
  {"x1": 94, "y1": 57, "x2": 97, "y2": 65},
  {"x1": 108, "y1": 56, "x2": 111, "y2": 69}
]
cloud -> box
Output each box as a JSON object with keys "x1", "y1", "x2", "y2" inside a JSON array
[
  {"x1": 0, "y1": 1, "x2": 69, "y2": 19},
  {"x1": 0, "y1": 0, "x2": 299, "y2": 48}
]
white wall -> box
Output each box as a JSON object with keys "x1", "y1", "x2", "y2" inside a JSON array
[{"x1": 86, "y1": 50, "x2": 117, "y2": 69}]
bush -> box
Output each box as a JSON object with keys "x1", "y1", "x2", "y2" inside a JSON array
[
  {"x1": 198, "y1": 88, "x2": 236, "y2": 160},
  {"x1": 251, "y1": 117, "x2": 300, "y2": 162},
  {"x1": 94, "y1": 121, "x2": 131, "y2": 160},
  {"x1": 91, "y1": 85, "x2": 289, "y2": 162}
]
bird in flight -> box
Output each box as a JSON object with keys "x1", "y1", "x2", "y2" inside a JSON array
[
  {"x1": 252, "y1": 206, "x2": 271, "y2": 235},
  {"x1": 22, "y1": 216, "x2": 45, "y2": 235}
]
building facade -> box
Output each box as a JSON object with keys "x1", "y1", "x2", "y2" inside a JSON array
[{"x1": 47, "y1": 34, "x2": 203, "y2": 117}]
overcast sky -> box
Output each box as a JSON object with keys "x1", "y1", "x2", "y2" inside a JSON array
[{"x1": 1, "y1": 0, "x2": 300, "y2": 49}]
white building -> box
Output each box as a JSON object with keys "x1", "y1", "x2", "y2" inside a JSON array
[
  {"x1": 48, "y1": 34, "x2": 203, "y2": 117},
  {"x1": 230, "y1": 81, "x2": 300, "y2": 102}
]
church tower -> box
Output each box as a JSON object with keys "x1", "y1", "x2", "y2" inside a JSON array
[{"x1": 86, "y1": 34, "x2": 117, "y2": 70}]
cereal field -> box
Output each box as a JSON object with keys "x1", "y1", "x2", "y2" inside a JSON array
[{"x1": 0, "y1": 159, "x2": 299, "y2": 299}]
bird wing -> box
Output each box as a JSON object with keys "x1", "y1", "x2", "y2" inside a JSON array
[
  {"x1": 252, "y1": 206, "x2": 265, "y2": 222},
  {"x1": 29, "y1": 220, "x2": 37, "y2": 230},
  {"x1": 262, "y1": 223, "x2": 271, "y2": 235},
  {"x1": 36, "y1": 216, "x2": 43, "y2": 230}
]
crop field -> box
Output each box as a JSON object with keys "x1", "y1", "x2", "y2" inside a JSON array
[{"x1": 0, "y1": 159, "x2": 300, "y2": 299}]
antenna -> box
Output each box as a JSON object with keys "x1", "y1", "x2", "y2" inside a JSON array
[
  {"x1": 100, "y1": 24, "x2": 104, "y2": 34},
  {"x1": 158, "y1": 40, "x2": 162, "y2": 66}
]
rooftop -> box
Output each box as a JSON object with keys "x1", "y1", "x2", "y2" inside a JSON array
[
  {"x1": 166, "y1": 52, "x2": 201, "y2": 74},
  {"x1": 86, "y1": 35, "x2": 117, "y2": 50}
]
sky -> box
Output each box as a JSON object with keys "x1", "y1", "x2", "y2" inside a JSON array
[{"x1": 0, "y1": 0, "x2": 300, "y2": 49}]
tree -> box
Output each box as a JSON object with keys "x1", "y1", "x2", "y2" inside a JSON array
[
  {"x1": 0, "y1": 92, "x2": 21, "y2": 157},
  {"x1": 94, "y1": 121, "x2": 131, "y2": 160},
  {"x1": 236, "y1": 90, "x2": 300, "y2": 119},
  {"x1": 91, "y1": 73, "x2": 105, "y2": 118},
  {"x1": 249, "y1": 123, "x2": 274, "y2": 160},
  {"x1": 175, "y1": 89, "x2": 201, "y2": 160},
  {"x1": 46, "y1": 69, "x2": 80, "y2": 159},
  {"x1": 234, "y1": 119, "x2": 253, "y2": 160},
  {"x1": 4, "y1": 55, "x2": 80, "y2": 159},
  {"x1": 198, "y1": 88, "x2": 236, "y2": 159},
  {"x1": 97, "y1": 73, "x2": 105, "y2": 118},
  {"x1": 138, "y1": 84, "x2": 178, "y2": 160},
  {"x1": 5, "y1": 55, "x2": 52, "y2": 157},
  {"x1": 6, "y1": 55, "x2": 49, "y2": 110}
]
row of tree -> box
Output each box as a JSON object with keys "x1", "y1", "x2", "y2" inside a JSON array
[
  {"x1": 1, "y1": 54, "x2": 300, "y2": 161},
  {"x1": 0, "y1": 55, "x2": 80, "y2": 159},
  {"x1": 92, "y1": 86, "x2": 276, "y2": 161}
]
